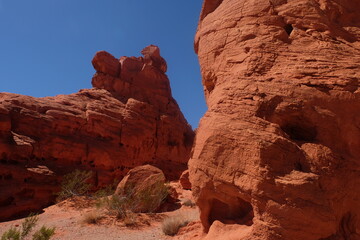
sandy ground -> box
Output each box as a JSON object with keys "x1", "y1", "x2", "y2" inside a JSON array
[{"x1": 0, "y1": 183, "x2": 201, "y2": 240}]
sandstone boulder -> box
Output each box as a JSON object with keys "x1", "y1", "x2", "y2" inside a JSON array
[
  {"x1": 114, "y1": 165, "x2": 168, "y2": 212},
  {"x1": 179, "y1": 170, "x2": 191, "y2": 190},
  {"x1": 0, "y1": 46, "x2": 194, "y2": 221},
  {"x1": 115, "y1": 165, "x2": 165, "y2": 196},
  {"x1": 91, "y1": 51, "x2": 120, "y2": 77},
  {"x1": 190, "y1": 0, "x2": 360, "y2": 239}
]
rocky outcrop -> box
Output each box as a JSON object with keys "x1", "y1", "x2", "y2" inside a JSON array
[
  {"x1": 190, "y1": 0, "x2": 360, "y2": 239},
  {"x1": 0, "y1": 45, "x2": 194, "y2": 221}
]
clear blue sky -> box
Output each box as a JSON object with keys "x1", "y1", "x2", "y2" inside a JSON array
[{"x1": 0, "y1": 0, "x2": 206, "y2": 128}]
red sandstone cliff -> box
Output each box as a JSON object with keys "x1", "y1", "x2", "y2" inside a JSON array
[
  {"x1": 0, "y1": 45, "x2": 194, "y2": 221},
  {"x1": 189, "y1": 0, "x2": 360, "y2": 239}
]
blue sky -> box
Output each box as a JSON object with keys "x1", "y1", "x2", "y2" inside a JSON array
[{"x1": 0, "y1": 0, "x2": 206, "y2": 128}]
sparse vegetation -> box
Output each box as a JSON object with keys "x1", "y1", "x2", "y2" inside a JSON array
[
  {"x1": 96, "y1": 180, "x2": 169, "y2": 224},
  {"x1": 54, "y1": 168, "x2": 171, "y2": 230},
  {"x1": 161, "y1": 214, "x2": 190, "y2": 236},
  {"x1": 92, "y1": 182, "x2": 117, "y2": 199},
  {"x1": 56, "y1": 170, "x2": 92, "y2": 202},
  {"x1": 1, "y1": 227, "x2": 21, "y2": 240},
  {"x1": 1, "y1": 214, "x2": 55, "y2": 240},
  {"x1": 161, "y1": 211, "x2": 199, "y2": 236},
  {"x1": 81, "y1": 210, "x2": 103, "y2": 224},
  {"x1": 132, "y1": 181, "x2": 169, "y2": 213},
  {"x1": 98, "y1": 194, "x2": 131, "y2": 219},
  {"x1": 32, "y1": 226, "x2": 55, "y2": 240},
  {"x1": 21, "y1": 213, "x2": 39, "y2": 238},
  {"x1": 122, "y1": 212, "x2": 137, "y2": 227}
]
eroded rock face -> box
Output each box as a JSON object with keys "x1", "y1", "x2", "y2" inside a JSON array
[
  {"x1": 0, "y1": 45, "x2": 194, "y2": 221},
  {"x1": 190, "y1": 0, "x2": 360, "y2": 239}
]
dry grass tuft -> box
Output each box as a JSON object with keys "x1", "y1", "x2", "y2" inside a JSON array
[
  {"x1": 162, "y1": 211, "x2": 199, "y2": 236},
  {"x1": 161, "y1": 215, "x2": 191, "y2": 236},
  {"x1": 81, "y1": 210, "x2": 103, "y2": 224}
]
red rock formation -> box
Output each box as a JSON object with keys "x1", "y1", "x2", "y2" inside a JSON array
[
  {"x1": 190, "y1": 0, "x2": 360, "y2": 239},
  {"x1": 0, "y1": 45, "x2": 194, "y2": 221},
  {"x1": 179, "y1": 170, "x2": 191, "y2": 190},
  {"x1": 92, "y1": 51, "x2": 120, "y2": 77}
]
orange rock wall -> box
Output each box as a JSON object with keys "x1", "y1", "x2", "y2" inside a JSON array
[
  {"x1": 190, "y1": 0, "x2": 360, "y2": 239},
  {"x1": 0, "y1": 46, "x2": 194, "y2": 221}
]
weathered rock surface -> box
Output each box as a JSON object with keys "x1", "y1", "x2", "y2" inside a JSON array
[
  {"x1": 0, "y1": 45, "x2": 194, "y2": 221},
  {"x1": 190, "y1": 0, "x2": 360, "y2": 239},
  {"x1": 114, "y1": 164, "x2": 167, "y2": 212},
  {"x1": 115, "y1": 165, "x2": 165, "y2": 196},
  {"x1": 92, "y1": 51, "x2": 121, "y2": 77},
  {"x1": 179, "y1": 169, "x2": 191, "y2": 190}
]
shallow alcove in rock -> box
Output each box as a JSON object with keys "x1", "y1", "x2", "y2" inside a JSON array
[{"x1": 208, "y1": 198, "x2": 254, "y2": 227}]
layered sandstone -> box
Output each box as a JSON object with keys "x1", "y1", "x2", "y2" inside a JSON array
[
  {"x1": 0, "y1": 45, "x2": 194, "y2": 221},
  {"x1": 190, "y1": 0, "x2": 360, "y2": 239}
]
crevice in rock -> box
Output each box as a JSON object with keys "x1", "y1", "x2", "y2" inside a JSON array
[
  {"x1": 284, "y1": 24, "x2": 293, "y2": 35},
  {"x1": 183, "y1": 132, "x2": 195, "y2": 148},
  {"x1": 208, "y1": 197, "x2": 254, "y2": 227}
]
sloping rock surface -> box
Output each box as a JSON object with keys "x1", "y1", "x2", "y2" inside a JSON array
[
  {"x1": 0, "y1": 45, "x2": 194, "y2": 221},
  {"x1": 190, "y1": 0, "x2": 360, "y2": 239}
]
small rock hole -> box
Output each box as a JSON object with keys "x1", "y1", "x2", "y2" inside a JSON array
[
  {"x1": 281, "y1": 123, "x2": 317, "y2": 142},
  {"x1": 284, "y1": 24, "x2": 293, "y2": 35},
  {"x1": 295, "y1": 162, "x2": 304, "y2": 172}
]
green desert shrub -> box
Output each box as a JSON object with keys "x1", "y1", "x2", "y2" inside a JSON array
[
  {"x1": 32, "y1": 226, "x2": 55, "y2": 240},
  {"x1": 132, "y1": 181, "x2": 169, "y2": 213},
  {"x1": 21, "y1": 213, "x2": 39, "y2": 238},
  {"x1": 98, "y1": 194, "x2": 131, "y2": 219},
  {"x1": 1, "y1": 213, "x2": 55, "y2": 240},
  {"x1": 98, "y1": 181, "x2": 169, "y2": 220},
  {"x1": 57, "y1": 170, "x2": 92, "y2": 201},
  {"x1": 1, "y1": 227, "x2": 21, "y2": 240},
  {"x1": 92, "y1": 180, "x2": 118, "y2": 199}
]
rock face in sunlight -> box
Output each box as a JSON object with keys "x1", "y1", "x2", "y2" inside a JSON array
[
  {"x1": 0, "y1": 45, "x2": 194, "y2": 221},
  {"x1": 189, "y1": 0, "x2": 360, "y2": 239}
]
